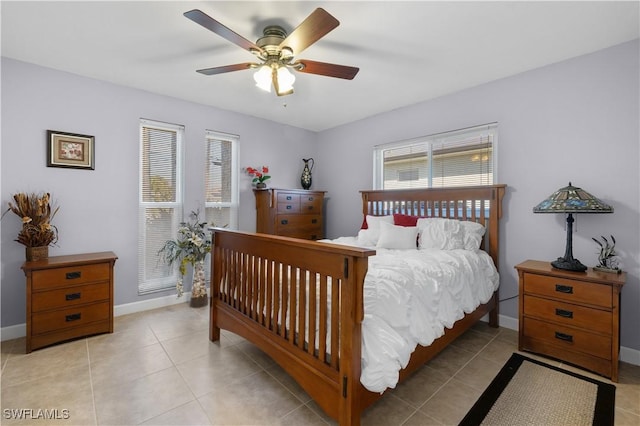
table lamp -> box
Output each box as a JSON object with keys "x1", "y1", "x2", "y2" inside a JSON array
[{"x1": 533, "y1": 182, "x2": 613, "y2": 272}]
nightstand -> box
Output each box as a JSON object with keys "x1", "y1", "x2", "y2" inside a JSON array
[
  {"x1": 21, "y1": 251, "x2": 117, "y2": 353},
  {"x1": 516, "y1": 260, "x2": 625, "y2": 382}
]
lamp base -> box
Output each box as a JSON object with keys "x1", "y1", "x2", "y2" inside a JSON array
[{"x1": 551, "y1": 257, "x2": 587, "y2": 272}]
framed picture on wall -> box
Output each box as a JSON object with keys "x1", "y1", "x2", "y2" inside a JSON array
[{"x1": 47, "y1": 130, "x2": 95, "y2": 170}]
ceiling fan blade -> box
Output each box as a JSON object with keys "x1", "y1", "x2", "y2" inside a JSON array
[
  {"x1": 295, "y1": 60, "x2": 359, "y2": 80},
  {"x1": 196, "y1": 63, "x2": 255, "y2": 75},
  {"x1": 184, "y1": 9, "x2": 263, "y2": 55},
  {"x1": 279, "y1": 8, "x2": 339, "y2": 56}
]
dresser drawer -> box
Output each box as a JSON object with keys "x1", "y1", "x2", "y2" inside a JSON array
[
  {"x1": 276, "y1": 215, "x2": 322, "y2": 240},
  {"x1": 32, "y1": 301, "x2": 111, "y2": 334},
  {"x1": 32, "y1": 282, "x2": 110, "y2": 312},
  {"x1": 523, "y1": 317, "x2": 612, "y2": 360},
  {"x1": 523, "y1": 272, "x2": 612, "y2": 308},
  {"x1": 277, "y1": 193, "x2": 300, "y2": 203},
  {"x1": 523, "y1": 295, "x2": 611, "y2": 335},
  {"x1": 32, "y1": 263, "x2": 111, "y2": 290},
  {"x1": 301, "y1": 197, "x2": 323, "y2": 213},
  {"x1": 277, "y1": 201, "x2": 300, "y2": 214}
]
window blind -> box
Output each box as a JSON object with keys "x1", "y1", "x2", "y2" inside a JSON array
[
  {"x1": 375, "y1": 123, "x2": 497, "y2": 189},
  {"x1": 204, "y1": 130, "x2": 239, "y2": 230},
  {"x1": 138, "y1": 119, "x2": 184, "y2": 294}
]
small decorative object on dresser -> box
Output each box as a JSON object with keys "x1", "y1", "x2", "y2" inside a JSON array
[
  {"x1": 245, "y1": 165, "x2": 271, "y2": 189},
  {"x1": 21, "y1": 251, "x2": 117, "y2": 353},
  {"x1": 3, "y1": 192, "x2": 60, "y2": 261},
  {"x1": 158, "y1": 210, "x2": 211, "y2": 307},
  {"x1": 300, "y1": 157, "x2": 314, "y2": 190},
  {"x1": 516, "y1": 260, "x2": 626, "y2": 381},
  {"x1": 592, "y1": 235, "x2": 621, "y2": 273},
  {"x1": 254, "y1": 188, "x2": 326, "y2": 240}
]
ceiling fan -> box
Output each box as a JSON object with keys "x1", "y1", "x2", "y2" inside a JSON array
[{"x1": 184, "y1": 8, "x2": 359, "y2": 96}]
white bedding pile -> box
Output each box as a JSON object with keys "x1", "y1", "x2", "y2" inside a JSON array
[{"x1": 327, "y1": 225, "x2": 499, "y2": 393}]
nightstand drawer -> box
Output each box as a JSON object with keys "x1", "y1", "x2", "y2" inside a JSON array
[
  {"x1": 32, "y1": 263, "x2": 111, "y2": 290},
  {"x1": 32, "y1": 282, "x2": 110, "y2": 312},
  {"x1": 523, "y1": 295, "x2": 612, "y2": 335},
  {"x1": 523, "y1": 317, "x2": 612, "y2": 360},
  {"x1": 32, "y1": 301, "x2": 111, "y2": 334},
  {"x1": 523, "y1": 272, "x2": 612, "y2": 308}
]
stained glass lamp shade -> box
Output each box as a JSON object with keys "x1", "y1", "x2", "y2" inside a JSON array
[{"x1": 533, "y1": 182, "x2": 613, "y2": 271}]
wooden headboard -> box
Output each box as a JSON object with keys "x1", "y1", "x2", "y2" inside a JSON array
[{"x1": 360, "y1": 184, "x2": 507, "y2": 267}]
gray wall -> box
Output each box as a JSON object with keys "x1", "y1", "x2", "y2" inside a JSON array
[
  {"x1": 2, "y1": 39, "x2": 638, "y2": 354},
  {"x1": 1, "y1": 57, "x2": 318, "y2": 324},
  {"x1": 316, "y1": 39, "x2": 639, "y2": 352}
]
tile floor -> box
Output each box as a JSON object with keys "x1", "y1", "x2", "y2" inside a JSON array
[{"x1": 1, "y1": 303, "x2": 639, "y2": 425}]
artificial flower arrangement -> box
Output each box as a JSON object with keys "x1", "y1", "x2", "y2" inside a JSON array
[
  {"x1": 158, "y1": 210, "x2": 211, "y2": 300},
  {"x1": 245, "y1": 166, "x2": 271, "y2": 187},
  {"x1": 3, "y1": 192, "x2": 59, "y2": 248}
]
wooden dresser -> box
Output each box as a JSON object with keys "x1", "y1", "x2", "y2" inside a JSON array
[
  {"x1": 516, "y1": 260, "x2": 625, "y2": 381},
  {"x1": 21, "y1": 251, "x2": 117, "y2": 353},
  {"x1": 255, "y1": 188, "x2": 326, "y2": 240}
]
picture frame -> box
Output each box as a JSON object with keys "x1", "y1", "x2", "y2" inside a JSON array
[{"x1": 47, "y1": 130, "x2": 95, "y2": 170}]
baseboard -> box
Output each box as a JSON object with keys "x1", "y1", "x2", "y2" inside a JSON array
[{"x1": 3, "y1": 302, "x2": 639, "y2": 366}]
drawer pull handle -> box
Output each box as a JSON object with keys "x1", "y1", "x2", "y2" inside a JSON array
[
  {"x1": 555, "y1": 308, "x2": 573, "y2": 318},
  {"x1": 286, "y1": 196, "x2": 292, "y2": 200},
  {"x1": 555, "y1": 284, "x2": 573, "y2": 294},
  {"x1": 281, "y1": 219, "x2": 288, "y2": 225},
  {"x1": 307, "y1": 206, "x2": 313, "y2": 210},
  {"x1": 555, "y1": 331, "x2": 573, "y2": 342},
  {"x1": 308, "y1": 197, "x2": 314, "y2": 201},
  {"x1": 286, "y1": 205, "x2": 292, "y2": 210},
  {"x1": 311, "y1": 219, "x2": 318, "y2": 224},
  {"x1": 65, "y1": 313, "x2": 82, "y2": 322},
  {"x1": 66, "y1": 271, "x2": 82, "y2": 280},
  {"x1": 65, "y1": 292, "x2": 82, "y2": 301}
]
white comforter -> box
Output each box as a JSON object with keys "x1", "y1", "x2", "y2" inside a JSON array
[{"x1": 326, "y1": 236, "x2": 499, "y2": 393}]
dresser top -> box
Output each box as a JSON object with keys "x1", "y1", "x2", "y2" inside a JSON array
[
  {"x1": 21, "y1": 251, "x2": 118, "y2": 272},
  {"x1": 515, "y1": 259, "x2": 626, "y2": 287}
]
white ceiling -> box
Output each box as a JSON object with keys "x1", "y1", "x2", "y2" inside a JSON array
[{"x1": 2, "y1": 1, "x2": 638, "y2": 132}]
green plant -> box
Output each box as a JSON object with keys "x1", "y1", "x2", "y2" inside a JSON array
[{"x1": 158, "y1": 210, "x2": 211, "y2": 297}]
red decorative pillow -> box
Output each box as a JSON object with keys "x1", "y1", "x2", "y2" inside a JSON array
[
  {"x1": 361, "y1": 216, "x2": 368, "y2": 229},
  {"x1": 393, "y1": 213, "x2": 421, "y2": 227}
]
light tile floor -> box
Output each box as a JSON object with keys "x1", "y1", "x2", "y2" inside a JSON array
[{"x1": 1, "y1": 303, "x2": 639, "y2": 425}]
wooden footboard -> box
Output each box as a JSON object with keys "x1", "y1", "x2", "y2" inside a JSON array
[
  {"x1": 210, "y1": 184, "x2": 506, "y2": 425},
  {"x1": 210, "y1": 229, "x2": 375, "y2": 424}
]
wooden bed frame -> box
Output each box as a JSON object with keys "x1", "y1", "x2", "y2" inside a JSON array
[{"x1": 209, "y1": 184, "x2": 506, "y2": 425}]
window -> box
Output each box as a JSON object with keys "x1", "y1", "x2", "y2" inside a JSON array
[
  {"x1": 204, "y1": 130, "x2": 239, "y2": 230},
  {"x1": 374, "y1": 123, "x2": 497, "y2": 189},
  {"x1": 138, "y1": 119, "x2": 184, "y2": 294}
]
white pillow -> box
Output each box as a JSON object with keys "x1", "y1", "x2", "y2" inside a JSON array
[
  {"x1": 358, "y1": 215, "x2": 393, "y2": 246},
  {"x1": 460, "y1": 221, "x2": 486, "y2": 251},
  {"x1": 417, "y1": 218, "x2": 465, "y2": 250},
  {"x1": 376, "y1": 222, "x2": 419, "y2": 250}
]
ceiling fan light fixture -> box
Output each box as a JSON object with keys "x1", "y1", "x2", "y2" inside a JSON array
[
  {"x1": 253, "y1": 65, "x2": 272, "y2": 92},
  {"x1": 276, "y1": 66, "x2": 295, "y2": 95}
]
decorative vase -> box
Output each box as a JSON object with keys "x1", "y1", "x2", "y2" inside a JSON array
[
  {"x1": 189, "y1": 260, "x2": 208, "y2": 308},
  {"x1": 256, "y1": 182, "x2": 267, "y2": 189},
  {"x1": 301, "y1": 158, "x2": 314, "y2": 190},
  {"x1": 26, "y1": 246, "x2": 49, "y2": 261}
]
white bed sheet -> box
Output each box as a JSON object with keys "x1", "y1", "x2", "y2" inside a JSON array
[{"x1": 326, "y1": 236, "x2": 499, "y2": 393}]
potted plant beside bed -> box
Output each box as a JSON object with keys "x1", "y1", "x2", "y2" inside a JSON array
[{"x1": 158, "y1": 210, "x2": 211, "y2": 307}]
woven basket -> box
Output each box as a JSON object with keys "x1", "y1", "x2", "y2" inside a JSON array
[{"x1": 26, "y1": 246, "x2": 49, "y2": 261}]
